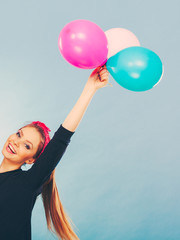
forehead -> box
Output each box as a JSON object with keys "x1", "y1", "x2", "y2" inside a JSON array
[{"x1": 20, "y1": 126, "x2": 42, "y2": 145}]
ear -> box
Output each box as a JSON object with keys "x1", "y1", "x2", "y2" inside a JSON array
[{"x1": 24, "y1": 157, "x2": 36, "y2": 165}]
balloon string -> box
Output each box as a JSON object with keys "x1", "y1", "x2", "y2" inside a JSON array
[
  {"x1": 105, "y1": 82, "x2": 113, "y2": 87},
  {"x1": 101, "y1": 82, "x2": 113, "y2": 88}
]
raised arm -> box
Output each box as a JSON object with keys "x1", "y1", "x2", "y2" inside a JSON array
[
  {"x1": 62, "y1": 65, "x2": 110, "y2": 132},
  {"x1": 25, "y1": 65, "x2": 110, "y2": 190}
]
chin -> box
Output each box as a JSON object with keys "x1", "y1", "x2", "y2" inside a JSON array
[
  {"x1": 1, "y1": 145, "x2": 6, "y2": 157},
  {"x1": 2, "y1": 148, "x2": 8, "y2": 159}
]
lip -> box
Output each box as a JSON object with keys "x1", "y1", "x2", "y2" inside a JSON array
[{"x1": 6, "y1": 143, "x2": 16, "y2": 154}]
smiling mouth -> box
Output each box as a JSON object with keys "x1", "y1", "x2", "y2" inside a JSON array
[{"x1": 6, "y1": 144, "x2": 16, "y2": 154}]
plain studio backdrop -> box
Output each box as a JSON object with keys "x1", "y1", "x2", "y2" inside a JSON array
[{"x1": 0, "y1": 0, "x2": 179, "y2": 239}]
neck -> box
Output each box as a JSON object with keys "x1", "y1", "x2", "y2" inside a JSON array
[{"x1": 0, "y1": 158, "x2": 21, "y2": 173}]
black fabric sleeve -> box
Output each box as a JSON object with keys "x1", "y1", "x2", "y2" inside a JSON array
[{"x1": 24, "y1": 124, "x2": 75, "y2": 191}]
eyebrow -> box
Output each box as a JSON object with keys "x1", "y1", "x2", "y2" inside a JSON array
[{"x1": 20, "y1": 129, "x2": 33, "y2": 149}]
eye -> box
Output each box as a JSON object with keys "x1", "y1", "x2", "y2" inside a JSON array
[
  {"x1": 16, "y1": 131, "x2": 20, "y2": 137},
  {"x1": 16, "y1": 131, "x2": 30, "y2": 150},
  {"x1": 25, "y1": 144, "x2": 30, "y2": 150}
]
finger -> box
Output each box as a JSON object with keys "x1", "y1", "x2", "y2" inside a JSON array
[
  {"x1": 100, "y1": 72, "x2": 109, "y2": 79},
  {"x1": 90, "y1": 67, "x2": 101, "y2": 77},
  {"x1": 98, "y1": 64, "x2": 107, "y2": 72},
  {"x1": 99, "y1": 69, "x2": 109, "y2": 75},
  {"x1": 100, "y1": 77, "x2": 109, "y2": 82},
  {"x1": 101, "y1": 64, "x2": 107, "y2": 70},
  {"x1": 92, "y1": 66, "x2": 101, "y2": 74},
  {"x1": 97, "y1": 65, "x2": 103, "y2": 71},
  {"x1": 97, "y1": 72, "x2": 101, "y2": 81}
]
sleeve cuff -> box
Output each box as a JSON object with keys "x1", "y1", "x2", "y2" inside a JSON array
[{"x1": 53, "y1": 124, "x2": 75, "y2": 144}]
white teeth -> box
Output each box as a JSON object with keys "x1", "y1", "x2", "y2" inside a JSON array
[{"x1": 8, "y1": 144, "x2": 15, "y2": 154}]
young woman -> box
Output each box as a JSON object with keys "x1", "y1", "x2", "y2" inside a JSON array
[{"x1": 0, "y1": 65, "x2": 110, "y2": 240}]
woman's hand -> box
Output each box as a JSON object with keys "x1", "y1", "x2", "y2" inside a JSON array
[{"x1": 86, "y1": 64, "x2": 112, "y2": 91}]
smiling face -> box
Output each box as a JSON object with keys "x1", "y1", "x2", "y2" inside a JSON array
[{"x1": 1, "y1": 126, "x2": 43, "y2": 167}]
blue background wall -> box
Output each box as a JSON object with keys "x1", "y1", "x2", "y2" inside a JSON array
[{"x1": 0, "y1": 0, "x2": 179, "y2": 239}]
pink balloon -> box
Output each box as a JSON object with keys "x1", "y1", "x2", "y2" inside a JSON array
[
  {"x1": 105, "y1": 28, "x2": 140, "y2": 59},
  {"x1": 58, "y1": 19, "x2": 108, "y2": 69}
]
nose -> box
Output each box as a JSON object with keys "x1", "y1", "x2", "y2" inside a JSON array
[{"x1": 13, "y1": 137, "x2": 20, "y2": 147}]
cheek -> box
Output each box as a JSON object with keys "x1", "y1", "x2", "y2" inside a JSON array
[
  {"x1": 20, "y1": 147, "x2": 35, "y2": 160},
  {"x1": 14, "y1": 145, "x2": 32, "y2": 161},
  {"x1": 9, "y1": 134, "x2": 15, "y2": 140},
  {"x1": 2, "y1": 137, "x2": 12, "y2": 151},
  {"x1": 19, "y1": 146, "x2": 31, "y2": 157},
  {"x1": 6, "y1": 135, "x2": 16, "y2": 146}
]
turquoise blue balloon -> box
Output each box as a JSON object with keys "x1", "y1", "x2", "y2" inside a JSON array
[{"x1": 106, "y1": 46, "x2": 163, "y2": 92}]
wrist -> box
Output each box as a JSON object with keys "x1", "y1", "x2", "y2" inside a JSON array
[{"x1": 84, "y1": 81, "x2": 98, "y2": 94}]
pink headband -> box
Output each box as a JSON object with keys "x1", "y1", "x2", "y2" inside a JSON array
[{"x1": 32, "y1": 121, "x2": 51, "y2": 157}]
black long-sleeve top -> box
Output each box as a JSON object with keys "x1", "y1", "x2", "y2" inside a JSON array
[{"x1": 0, "y1": 124, "x2": 75, "y2": 240}]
